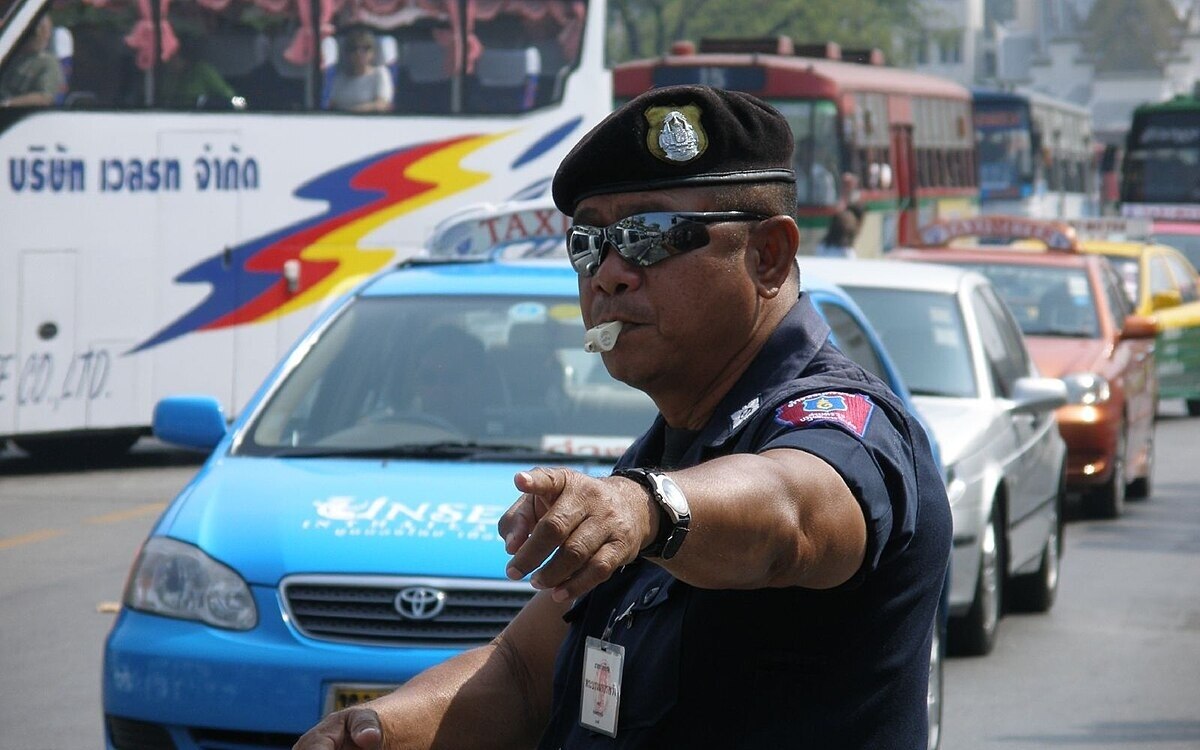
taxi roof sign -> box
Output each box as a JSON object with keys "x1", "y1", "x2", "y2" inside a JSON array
[
  {"x1": 1061, "y1": 216, "x2": 1153, "y2": 242},
  {"x1": 427, "y1": 199, "x2": 570, "y2": 261},
  {"x1": 918, "y1": 215, "x2": 1077, "y2": 251}
]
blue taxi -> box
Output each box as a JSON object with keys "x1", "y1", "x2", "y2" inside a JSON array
[{"x1": 102, "y1": 202, "x2": 941, "y2": 750}]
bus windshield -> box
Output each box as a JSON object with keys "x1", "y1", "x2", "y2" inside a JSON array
[
  {"x1": 1122, "y1": 110, "x2": 1200, "y2": 204},
  {"x1": 770, "y1": 98, "x2": 841, "y2": 206},
  {"x1": 974, "y1": 101, "x2": 1032, "y2": 199}
]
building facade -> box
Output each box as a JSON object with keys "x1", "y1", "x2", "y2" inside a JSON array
[{"x1": 912, "y1": 0, "x2": 1200, "y2": 144}]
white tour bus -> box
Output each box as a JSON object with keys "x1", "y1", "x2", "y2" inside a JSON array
[{"x1": 0, "y1": 0, "x2": 609, "y2": 457}]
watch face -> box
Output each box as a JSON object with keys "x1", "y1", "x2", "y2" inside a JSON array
[{"x1": 654, "y1": 474, "x2": 690, "y2": 517}]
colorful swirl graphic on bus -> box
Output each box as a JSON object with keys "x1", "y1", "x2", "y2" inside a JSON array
[{"x1": 131, "y1": 117, "x2": 583, "y2": 353}]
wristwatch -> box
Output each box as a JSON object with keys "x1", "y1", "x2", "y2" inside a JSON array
[{"x1": 614, "y1": 468, "x2": 691, "y2": 560}]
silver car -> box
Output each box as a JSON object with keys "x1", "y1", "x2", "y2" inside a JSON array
[{"x1": 803, "y1": 258, "x2": 1068, "y2": 657}]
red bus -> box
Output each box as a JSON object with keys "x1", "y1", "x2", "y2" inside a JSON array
[{"x1": 613, "y1": 37, "x2": 979, "y2": 257}]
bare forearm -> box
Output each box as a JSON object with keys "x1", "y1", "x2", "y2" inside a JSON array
[
  {"x1": 365, "y1": 591, "x2": 566, "y2": 749},
  {"x1": 294, "y1": 593, "x2": 565, "y2": 750},
  {"x1": 367, "y1": 640, "x2": 543, "y2": 749},
  {"x1": 655, "y1": 450, "x2": 866, "y2": 590},
  {"x1": 2, "y1": 91, "x2": 54, "y2": 107},
  {"x1": 501, "y1": 458, "x2": 867, "y2": 605}
]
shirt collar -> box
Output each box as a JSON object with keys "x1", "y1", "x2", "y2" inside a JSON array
[{"x1": 702, "y1": 293, "x2": 829, "y2": 447}]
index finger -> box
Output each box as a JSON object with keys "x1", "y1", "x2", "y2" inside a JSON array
[{"x1": 504, "y1": 469, "x2": 580, "y2": 581}]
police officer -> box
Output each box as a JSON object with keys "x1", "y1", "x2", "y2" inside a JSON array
[{"x1": 293, "y1": 85, "x2": 951, "y2": 750}]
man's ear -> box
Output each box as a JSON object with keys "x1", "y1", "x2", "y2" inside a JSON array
[{"x1": 748, "y1": 216, "x2": 800, "y2": 298}]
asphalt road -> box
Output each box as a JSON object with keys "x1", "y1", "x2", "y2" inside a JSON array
[
  {"x1": 1, "y1": 404, "x2": 1198, "y2": 749},
  {"x1": 942, "y1": 400, "x2": 1200, "y2": 750}
]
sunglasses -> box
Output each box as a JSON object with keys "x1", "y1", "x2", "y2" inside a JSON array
[{"x1": 566, "y1": 211, "x2": 770, "y2": 276}]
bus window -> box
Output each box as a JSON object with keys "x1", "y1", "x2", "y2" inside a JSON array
[
  {"x1": 19, "y1": 0, "x2": 585, "y2": 115},
  {"x1": 2, "y1": 2, "x2": 141, "y2": 109},
  {"x1": 159, "y1": 5, "x2": 260, "y2": 112},
  {"x1": 849, "y1": 91, "x2": 890, "y2": 191}
]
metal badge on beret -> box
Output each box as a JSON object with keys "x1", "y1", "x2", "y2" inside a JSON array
[{"x1": 644, "y1": 104, "x2": 708, "y2": 164}]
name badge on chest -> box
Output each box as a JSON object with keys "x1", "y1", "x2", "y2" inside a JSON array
[{"x1": 580, "y1": 636, "x2": 625, "y2": 737}]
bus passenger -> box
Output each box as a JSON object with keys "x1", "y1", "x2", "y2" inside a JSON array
[
  {"x1": 328, "y1": 28, "x2": 393, "y2": 113},
  {"x1": 160, "y1": 40, "x2": 238, "y2": 109},
  {"x1": 815, "y1": 206, "x2": 862, "y2": 258},
  {"x1": 0, "y1": 13, "x2": 64, "y2": 108}
]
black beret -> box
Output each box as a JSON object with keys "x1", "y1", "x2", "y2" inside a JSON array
[{"x1": 552, "y1": 84, "x2": 796, "y2": 215}]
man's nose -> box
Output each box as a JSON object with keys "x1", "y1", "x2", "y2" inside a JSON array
[{"x1": 588, "y1": 242, "x2": 644, "y2": 296}]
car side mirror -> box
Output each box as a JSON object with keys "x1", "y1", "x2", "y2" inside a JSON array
[
  {"x1": 1151, "y1": 289, "x2": 1183, "y2": 311},
  {"x1": 1010, "y1": 376, "x2": 1068, "y2": 414},
  {"x1": 1120, "y1": 314, "x2": 1158, "y2": 340},
  {"x1": 154, "y1": 395, "x2": 228, "y2": 451}
]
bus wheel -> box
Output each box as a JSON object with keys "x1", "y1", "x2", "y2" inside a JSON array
[
  {"x1": 14, "y1": 432, "x2": 141, "y2": 461},
  {"x1": 1187, "y1": 399, "x2": 1200, "y2": 417}
]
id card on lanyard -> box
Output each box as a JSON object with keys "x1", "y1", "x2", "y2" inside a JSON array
[
  {"x1": 580, "y1": 636, "x2": 625, "y2": 737},
  {"x1": 579, "y1": 598, "x2": 636, "y2": 737}
]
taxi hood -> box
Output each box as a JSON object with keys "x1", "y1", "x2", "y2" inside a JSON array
[
  {"x1": 1024, "y1": 337, "x2": 1107, "y2": 378},
  {"x1": 156, "y1": 455, "x2": 611, "y2": 585}
]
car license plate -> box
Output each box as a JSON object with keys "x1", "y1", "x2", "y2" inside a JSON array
[{"x1": 326, "y1": 684, "x2": 398, "y2": 714}]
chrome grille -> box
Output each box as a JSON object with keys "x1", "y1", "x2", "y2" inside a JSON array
[{"x1": 281, "y1": 575, "x2": 536, "y2": 647}]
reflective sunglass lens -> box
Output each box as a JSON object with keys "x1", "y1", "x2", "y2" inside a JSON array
[
  {"x1": 663, "y1": 221, "x2": 709, "y2": 254},
  {"x1": 567, "y1": 227, "x2": 602, "y2": 273}
]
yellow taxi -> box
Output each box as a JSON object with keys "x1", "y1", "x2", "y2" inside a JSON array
[{"x1": 1066, "y1": 219, "x2": 1200, "y2": 417}]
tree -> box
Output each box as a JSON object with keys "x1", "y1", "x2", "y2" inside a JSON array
[
  {"x1": 1084, "y1": 0, "x2": 1182, "y2": 72},
  {"x1": 607, "y1": 0, "x2": 927, "y2": 65}
]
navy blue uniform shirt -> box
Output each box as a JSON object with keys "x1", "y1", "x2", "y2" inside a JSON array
[{"x1": 537, "y1": 293, "x2": 952, "y2": 749}]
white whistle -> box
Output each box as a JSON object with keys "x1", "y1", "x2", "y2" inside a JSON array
[{"x1": 584, "y1": 321, "x2": 624, "y2": 353}]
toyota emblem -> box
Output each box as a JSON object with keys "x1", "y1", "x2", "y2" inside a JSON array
[{"x1": 394, "y1": 587, "x2": 447, "y2": 620}]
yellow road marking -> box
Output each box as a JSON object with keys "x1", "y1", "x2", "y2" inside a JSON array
[
  {"x1": 85, "y1": 503, "x2": 166, "y2": 525},
  {"x1": 0, "y1": 528, "x2": 66, "y2": 550},
  {"x1": 0, "y1": 503, "x2": 165, "y2": 551}
]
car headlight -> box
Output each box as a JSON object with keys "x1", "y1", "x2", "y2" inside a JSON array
[
  {"x1": 124, "y1": 537, "x2": 257, "y2": 630},
  {"x1": 1061, "y1": 373, "x2": 1111, "y2": 406}
]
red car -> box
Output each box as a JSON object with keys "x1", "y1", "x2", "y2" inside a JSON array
[{"x1": 893, "y1": 218, "x2": 1158, "y2": 517}]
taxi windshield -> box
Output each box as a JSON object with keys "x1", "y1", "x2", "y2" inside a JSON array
[
  {"x1": 236, "y1": 295, "x2": 657, "y2": 459},
  {"x1": 957, "y1": 264, "x2": 1099, "y2": 338},
  {"x1": 841, "y1": 287, "x2": 977, "y2": 399}
]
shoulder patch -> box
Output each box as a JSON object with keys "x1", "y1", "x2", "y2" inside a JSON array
[{"x1": 774, "y1": 391, "x2": 876, "y2": 438}]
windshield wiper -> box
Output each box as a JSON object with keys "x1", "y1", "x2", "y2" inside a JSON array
[
  {"x1": 273, "y1": 442, "x2": 600, "y2": 462},
  {"x1": 1026, "y1": 328, "x2": 1090, "y2": 338}
]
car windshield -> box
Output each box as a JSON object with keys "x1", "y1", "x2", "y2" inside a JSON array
[
  {"x1": 1153, "y1": 233, "x2": 1200, "y2": 272},
  {"x1": 841, "y1": 287, "x2": 977, "y2": 398},
  {"x1": 1101, "y1": 254, "x2": 1141, "y2": 303},
  {"x1": 236, "y1": 295, "x2": 658, "y2": 459},
  {"x1": 956, "y1": 264, "x2": 1099, "y2": 338}
]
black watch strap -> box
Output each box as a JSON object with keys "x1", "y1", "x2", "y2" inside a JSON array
[{"x1": 613, "y1": 468, "x2": 690, "y2": 559}]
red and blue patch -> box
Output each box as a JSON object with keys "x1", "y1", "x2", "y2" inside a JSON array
[{"x1": 774, "y1": 391, "x2": 875, "y2": 438}]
